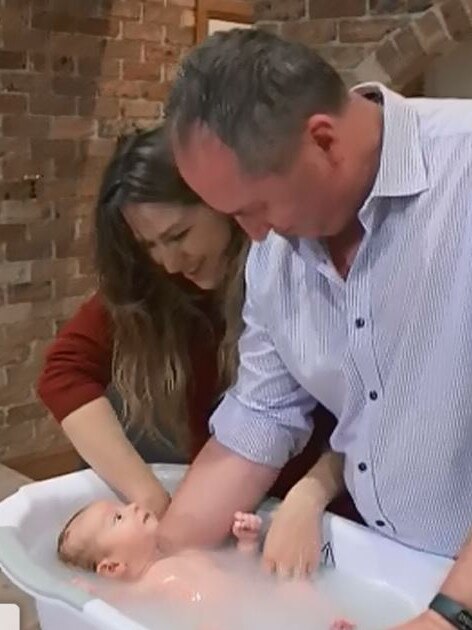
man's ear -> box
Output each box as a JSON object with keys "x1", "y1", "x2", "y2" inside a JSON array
[{"x1": 96, "y1": 558, "x2": 127, "y2": 579}]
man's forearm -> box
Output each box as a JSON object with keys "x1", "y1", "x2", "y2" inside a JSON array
[
  {"x1": 286, "y1": 448, "x2": 345, "y2": 510},
  {"x1": 156, "y1": 437, "x2": 279, "y2": 552}
]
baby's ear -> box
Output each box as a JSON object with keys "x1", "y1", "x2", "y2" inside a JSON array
[{"x1": 96, "y1": 558, "x2": 127, "y2": 579}]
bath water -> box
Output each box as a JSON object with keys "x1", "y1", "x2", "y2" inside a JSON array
[
  {"x1": 30, "y1": 535, "x2": 417, "y2": 630},
  {"x1": 111, "y1": 548, "x2": 417, "y2": 630}
]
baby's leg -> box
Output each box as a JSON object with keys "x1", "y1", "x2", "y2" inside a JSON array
[{"x1": 232, "y1": 512, "x2": 262, "y2": 554}]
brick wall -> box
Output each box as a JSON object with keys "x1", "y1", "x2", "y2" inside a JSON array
[
  {"x1": 0, "y1": 0, "x2": 195, "y2": 462},
  {"x1": 255, "y1": 0, "x2": 472, "y2": 90}
]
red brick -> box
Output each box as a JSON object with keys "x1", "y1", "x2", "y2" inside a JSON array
[
  {"x1": 5, "y1": 236, "x2": 52, "y2": 262},
  {"x1": 53, "y1": 157, "x2": 86, "y2": 178},
  {"x1": 50, "y1": 33, "x2": 107, "y2": 58},
  {"x1": 78, "y1": 57, "x2": 120, "y2": 78},
  {"x1": 0, "y1": 343, "x2": 30, "y2": 368},
  {"x1": 102, "y1": 39, "x2": 143, "y2": 61},
  {"x1": 31, "y1": 140, "x2": 77, "y2": 162},
  {"x1": 79, "y1": 138, "x2": 116, "y2": 158},
  {"x1": 31, "y1": 257, "x2": 78, "y2": 283},
  {"x1": 120, "y1": 99, "x2": 161, "y2": 118},
  {"x1": 406, "y1": 0, "x2": 433, "y2": 11},
  {"x1": 32, "y1": 11, "x2": 119, "y2": 37},
  {"x1": 139, "y1": 81, "x2": 171, "y2": 100},
  {"x1": 0, "y1": 181, "x2": 33, "y2": 202},
  {"x1": 30, "y1": 95, "x2": 77, "y2": 116},
  {"x1": 169, "y1": 0, "x2": 195, "y2": 6},
  {"x1": 0, "y1": 225, "x2": 27, "y2": 242},
  {"x1": 52, "y1": 76, "x2": 98, "y2": 97},
  {"x1": 0, "y1": 137, "x2": 30, "y2": 157},
  {"x1": 144, "y1": 4, "x2": 184, "y2": 24},
  {"x1": 281, "y1": 19, "x2": 337, "y2": 44},
  {"x1": 0, "y1": 50, "x2": 27, "y2": 70},
  {"x1": 52, "y1": 55, "x2": 76, "y2": 75},
  {"x1": 122, "y1": 61, "x2": 161, "y2": 80},
  {"x1": 310, "y1": 0, "x2": 366, "y2": 17},
  {"x1": 8, "y1": 281, "x2": 52, "y2": 304},
  {"x1": 6, "y1": 403, "x2": 47, "y2": 425},
  {"x1": 0, "y1": 319, "x2": 52, "y2": 346},
  {"x1": 100, "y1": 79, "x2": 142, "y2": 98},
  {"x1": 394, "y1": 24, "x2": 425, "y2": 58},
  {"x1": 123, "y1": 20, "x2": 163, "y2": 41},
  {"x1": 78, "y1": 96, "x2": 120, "y2": 117},
  {"x1": 4, "y1": 365, "x2": 38, "y2": 406},
  {"x1": 414, "y1": 9, "x2": 450, "y2": 53},
  {"x1": 318, "y1": 44, "x2": 367, "y2": 69},
  {"x1": 375, "y1": 39, "x2": 404, "y2": 79},
  {"x1": 55, "y1": 235, "x2": 91, "y2": 258},
  {"x1": 56, "y1": 275, "x2": 96, "y2": 299},
  {"x1": 2, "y1": 155, "x2": 54, "y2": 181},
  {"x1": 2, "y1": 29, "x2": 49, "y2": 52},
  {"x1": 0, "y1": 200, "x2": 48, "y2": 223},
  {"x1": 78, "y1": 256, "x2": 95, "y2": 275},
  {"x1": 0, "y1": 94, "x2": 27, "y2": 114},
  {"x1": 164, "y1": 25, "x2": 194, "y2": 46},
  {"x1": 1, "y1": 72, "x2": 50, "y2": 95},
  {"x1": 28, "y1": 53, "x2": 48, "y2": 72},
  {"x1": 339, "y1": 17, "x2": 405, "y2": 42},
  {"x1": 2, "y1": 115, "x2": 50, "y2": 138},
  {"x1": 144, "y1": 42, "x2": 182, "y2": 62},
  {"x1": 439, "y1": 0, "x2": 472, "y2": 40},
  {"x1": 254, "y1": 0, "x2": 305, "y2": 21},
  {"x1": 164, "y1": 62, "x2": 179, "y2": 82},
  {"x1": 0, "y1": 421, "x2": 36, "y2": 451},
  {"x1": 49, "y1": 117, "x2": 96, "y2": 140},
  {"x1": 49, "y1": 0, "x2": 105, "y2": 16},
  {"x1": 109, "y1": 1, "x2": 143, "y2": 19}
]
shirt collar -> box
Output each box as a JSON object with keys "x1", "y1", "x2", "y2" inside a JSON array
[{"x1": 352, "y1": 82, "x2": 429, "y2": 200}]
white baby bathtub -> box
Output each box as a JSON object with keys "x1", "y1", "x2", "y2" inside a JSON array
[{"x1": 0, "y1": 464, "x2": 453, "y2": 630}]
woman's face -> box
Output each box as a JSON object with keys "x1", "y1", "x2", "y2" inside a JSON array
[{"x1": 124, "y1": 202, "x2": 233, "y2": 290}]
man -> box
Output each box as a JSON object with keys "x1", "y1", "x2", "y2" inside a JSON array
[{"x1": 158, "y1": 29, "x2": 472, "y2": 630}]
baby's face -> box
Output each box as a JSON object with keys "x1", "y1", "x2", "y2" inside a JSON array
[{"x1": 70, "y1": 500, "x2": 160, "y2": 578}]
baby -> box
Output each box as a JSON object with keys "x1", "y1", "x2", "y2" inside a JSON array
[{"x1": 58, "y1": 500, "x2": 354, "y2": 630}]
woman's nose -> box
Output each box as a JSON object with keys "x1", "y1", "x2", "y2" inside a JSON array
[{"x1": 160, "y1": 248, "x2": 182, "y2": 275}]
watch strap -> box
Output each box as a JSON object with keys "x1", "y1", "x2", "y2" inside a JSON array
[{"x1": 429, "y1": 593, "x2": 472, "y2": 630}]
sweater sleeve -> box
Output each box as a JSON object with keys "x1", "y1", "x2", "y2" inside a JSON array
[{"x1": 37, "y1": 292, "x2": 113, "y2": 423}]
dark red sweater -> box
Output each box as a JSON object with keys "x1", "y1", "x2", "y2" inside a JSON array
[{"x1": 37, "y1": 292, "x2": 361, "y2": 519}]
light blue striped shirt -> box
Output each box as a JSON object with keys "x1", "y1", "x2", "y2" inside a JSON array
[{"x1": 210, "y1": 84, "x2": 472, "y2": 558}]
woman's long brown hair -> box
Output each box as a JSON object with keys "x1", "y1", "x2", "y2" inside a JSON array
[{"x1": 95, "y1": 125, "x2": 248, "y2": 453}]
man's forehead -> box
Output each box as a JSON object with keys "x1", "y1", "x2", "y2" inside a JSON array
[{"x1": 173, "y1": 126, "x2": 248, "y2": 212}]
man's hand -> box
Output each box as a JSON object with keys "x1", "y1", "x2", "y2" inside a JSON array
[
  {"x1": 263, "y1": 482, "x2": 324, "y2": 578},
  {"x1": 390, "y1": 610, "x2": 453, "y2": 630}
]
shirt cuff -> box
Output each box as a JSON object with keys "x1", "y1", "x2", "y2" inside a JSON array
[{"x1": 209, "y1": 392, "x2": 310, "y2": 469}]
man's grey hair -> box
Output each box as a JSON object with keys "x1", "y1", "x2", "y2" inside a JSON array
[{"x1": 165, "y1": 29, "x2": 348, "y2": 175}]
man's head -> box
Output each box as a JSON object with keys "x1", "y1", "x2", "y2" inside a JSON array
[
  {"x1": 57, "y1": 500, "x2": 160, "y2": 580},
  {"x1": 166, "y1": 29, "x2": 378, "y2": 240}
]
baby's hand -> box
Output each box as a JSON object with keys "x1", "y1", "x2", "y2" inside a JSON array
[
  {"x1": 232, "y1": 512, "x2": 262, "y2": 542},
  {"x1": 262, "y1": 486, "x2": 324, "y2": 578}
]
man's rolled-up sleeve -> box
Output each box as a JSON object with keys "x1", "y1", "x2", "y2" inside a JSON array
[{"x1": 210, "y1": 255, "x2": 316, "y2": 468}]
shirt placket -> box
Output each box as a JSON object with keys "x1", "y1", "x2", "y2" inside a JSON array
[{"x1": 345, "y1": 245, "x2": 395, "y2": 535}]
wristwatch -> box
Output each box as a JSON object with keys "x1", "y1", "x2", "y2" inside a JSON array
[{"x1": 429, "y1": 594, "x2": 472, "y2": 630}]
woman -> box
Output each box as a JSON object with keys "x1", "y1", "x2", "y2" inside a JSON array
[{"x1": 38, "y1": 126, "x2": 357, "y2": 527}]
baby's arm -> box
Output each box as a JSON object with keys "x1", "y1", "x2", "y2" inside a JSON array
[{"x1": 232, "y1": 512, "x2": 262, "y2": 554}]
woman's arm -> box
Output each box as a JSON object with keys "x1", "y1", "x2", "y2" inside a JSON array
[
  {"x1": 37, "y1": 293, "x2": 170, "y2": 516},
  {"x1": 62, "y1": 397, "x2": 170, "y2": 516}
]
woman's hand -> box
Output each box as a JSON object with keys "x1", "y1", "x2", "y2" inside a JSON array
[
  {"x1": 135, "y1": 485, "x2": 171, "y2": 519},
  {"x1": 262, "y1": 483, "x2": 324, "y2": 579}
]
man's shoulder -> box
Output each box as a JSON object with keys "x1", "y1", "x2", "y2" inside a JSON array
[{"x1": 409, "y1": 95, "x2": 472, "y2": 142}]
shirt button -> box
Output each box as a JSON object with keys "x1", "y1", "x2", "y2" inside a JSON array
[
  {"x1": 355, "y1": 317, "x2": 365, "y2": 329},
  {"x1": 358, "y1": 462, "x2": 367, "y2": 472},
  {"x1": 369, "y1": 390, "x2": 378, "y2": 401},
  {"x1": 375, "y1": 520, "x2": 385, "y2": 527}
]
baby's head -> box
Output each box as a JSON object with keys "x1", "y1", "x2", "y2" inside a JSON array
[{"x1": 57, "y1": 500, "x2": 160, "y2": 580}]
